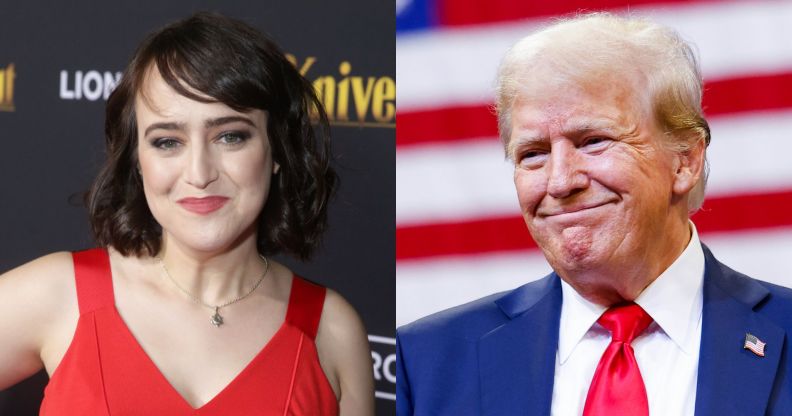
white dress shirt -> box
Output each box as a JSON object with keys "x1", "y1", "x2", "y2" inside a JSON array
[{"x1": 550, "y1": 224, "x2": 705, "y2": 416}]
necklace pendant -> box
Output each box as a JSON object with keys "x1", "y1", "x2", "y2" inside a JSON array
[{"x1": 210, "y1": 308, "x2": 224, "y2": 327}]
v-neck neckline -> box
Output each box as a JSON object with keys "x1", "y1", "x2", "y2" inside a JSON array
[
  {"x1": 106, "y1": 253, "x2": 296, "y2": 412},
  {"x1": 110, "y1": 307, "x2": 290, "y2": 411}
]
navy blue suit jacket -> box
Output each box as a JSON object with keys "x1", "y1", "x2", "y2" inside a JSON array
[{"x1": 396, "y1": 246, "x2": 792, "y2": 415}]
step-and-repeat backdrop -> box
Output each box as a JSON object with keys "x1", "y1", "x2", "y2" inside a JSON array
[{"x1": 0, "y1": 1, "x2": 395, "y2": 414}]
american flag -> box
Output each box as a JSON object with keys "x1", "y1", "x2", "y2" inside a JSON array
[
  {"x1": 744, "y1": 333, "x2": 767, "y2": 357},
  {"x1": 396, "y1": 0, "x2": 792, "y2": 327}
]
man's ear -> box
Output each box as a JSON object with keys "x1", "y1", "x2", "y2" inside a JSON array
[{"x1": 672, "y1": 136, "x2": 706, "y2": 196}]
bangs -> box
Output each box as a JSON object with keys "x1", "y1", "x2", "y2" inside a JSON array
[{"x1": 135, "y1": 17, "x2": 274, "y2": 114}]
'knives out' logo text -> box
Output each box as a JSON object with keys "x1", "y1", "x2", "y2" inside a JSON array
[
  {"x1": 288, "y1": 55, "x2": 395, "y2": 128},
  {"x1": 0, "y1": 63, "x2": 15, "y2": 112}
]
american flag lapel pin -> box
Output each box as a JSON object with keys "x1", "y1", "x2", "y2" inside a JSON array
[{"x1": 744, "y1": 333, "x2": 766, "y2": 357}]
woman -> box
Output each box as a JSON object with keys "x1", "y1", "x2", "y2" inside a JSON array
[{"x1": 0, "y1": 12, "x2": 374, "y2": 415}]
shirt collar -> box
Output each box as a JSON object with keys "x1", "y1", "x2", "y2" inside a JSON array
[
  {"x1": 558, "y1": 277, "x2": 607, "y2": 364},
  {"x1": 635, "y1": 222, "x2": 704, "y2": 355},
  {"x1": 557, "y1": 222, "x2": 705, "y2": 364}
]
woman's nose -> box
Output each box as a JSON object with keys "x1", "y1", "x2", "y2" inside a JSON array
[{"x1": 184, "y1": 142, "x2": 219, "y2": 189}]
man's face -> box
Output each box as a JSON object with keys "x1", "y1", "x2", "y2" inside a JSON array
[{"x1": 509, "y1": 72, "x2": 682, "y2": 279}]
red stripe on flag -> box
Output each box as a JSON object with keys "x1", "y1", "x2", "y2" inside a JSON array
[
  {"x1": 397, "y1": 72, "x2": 792, "y2": 148},
  {"x1": 704, "y1": 72, "x2": 792, "y2": 115},
  {"x1": 694, "y1": 190, "x2": 792, "y2": 233},
  {"x1": 436, "y1": 0, "x2": 721, "y2": 26},
  {"x1": 397, "y1": 215, "x2": 536, "y2": 260},
  {"x1": 396, "y1": 189, "x2": 792, "y2": 260},
  {"x1": 396, "y1": 105, "x2": 498, "y2": 147}
]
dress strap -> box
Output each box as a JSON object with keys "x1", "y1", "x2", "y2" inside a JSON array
[
  {"x1": 72, "y1": 248, "x2": 116, "y2": 314},
  {"x1": 285, "y1": 276, "x2": 326, "y2": 340}
]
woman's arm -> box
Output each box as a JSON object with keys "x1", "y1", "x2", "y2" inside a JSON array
[
  {"x1": 0, "y1": 252, "x2": 76, "y2": 390},
  {"x1": 317, "y1": 289, "x2": 376, "y2": 416}
]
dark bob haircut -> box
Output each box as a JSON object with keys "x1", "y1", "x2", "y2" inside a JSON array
[{"x1": 87, "y1": 12, "x2": 337, "y2": 260}]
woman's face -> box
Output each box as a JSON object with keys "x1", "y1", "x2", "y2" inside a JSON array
[{"x1": 135, "y1": 67, "x2": 277, "y2": 254}]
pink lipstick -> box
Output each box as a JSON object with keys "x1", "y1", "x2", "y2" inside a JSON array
[{"x1": 177, "y1": 196, "x2": 229, "y2": 214}]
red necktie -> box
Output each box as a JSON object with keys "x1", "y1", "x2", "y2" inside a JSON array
[{"x1": 583, "y1": 302, "x2": 653, "y2": 416}]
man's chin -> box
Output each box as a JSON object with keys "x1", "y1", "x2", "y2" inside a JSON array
[
  {"x1": 538, "y1": 227, "x2": 610, "y2": 272},
  {"x1": 561, "y1": 225, "x2": 596, "y2": 255}
]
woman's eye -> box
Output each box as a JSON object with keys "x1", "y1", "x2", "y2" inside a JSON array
[
  {"x1": 218, "y1": 131, "x2": 251, "y2": 145},
  {"x1": 152, "y1": 137, "x2": 181, "y2": 150}
]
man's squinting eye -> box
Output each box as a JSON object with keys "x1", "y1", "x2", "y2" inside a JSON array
[
  {"x1": 581, "y1": 136, "x2": 612, "y2": 149},
  {"x1": 517, "y1": 150, "x2": 549, "y2": 169}
]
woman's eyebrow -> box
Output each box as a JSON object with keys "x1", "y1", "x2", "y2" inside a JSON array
[
  {"x1": 142, "y1": 116, "x2": 256, "y2": 137},
  {"x1": 205, "y1": 116, "x2": 255, "y2": 129},
  {"x1": 143, "y1": 121, "x2": 186, "y2": 137}
]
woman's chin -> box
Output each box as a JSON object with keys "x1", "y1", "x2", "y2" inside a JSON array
[{"x1": 164, "y1": 230, "x2": 245, "y2": 256}]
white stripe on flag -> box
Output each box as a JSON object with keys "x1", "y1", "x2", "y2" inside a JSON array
[{"x1": 397, "y1": 250, "x2": 551, "y2": 326}]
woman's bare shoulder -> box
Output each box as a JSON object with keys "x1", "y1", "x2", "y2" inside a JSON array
[
  {"x1": 315, "y1": 288, "x2": 375, "y2": 415},
  {"x1": 0, "y1": 251, "x2": 78, "y2": 389},
  {"x1": 1, "y1": 251, "x2": 76, "y2": 298},
  {"x1": 318, "y1": 288, "x2": 368, "y2": 342},
  {"x1": 0, "y1": 251, "x2": 78, "y2": 329}
]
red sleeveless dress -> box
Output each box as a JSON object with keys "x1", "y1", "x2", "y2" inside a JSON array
[{"x1": 40, "y1": 248, "x2": 339, "y2": 415}]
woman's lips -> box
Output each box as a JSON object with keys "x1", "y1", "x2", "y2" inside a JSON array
[{"x1": 177, "y1": 196, "x2": 229, "y2": 214}]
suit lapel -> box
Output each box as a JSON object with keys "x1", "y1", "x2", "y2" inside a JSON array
[
  {"x1": 479, "y1": 275, "x2": 562, "y2": 416},
  {"x1": 695, "y1": 246, "x2": 785, "y2": 416}
]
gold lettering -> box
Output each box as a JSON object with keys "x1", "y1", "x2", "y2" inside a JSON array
[
  {"x1": 371, "y1": 77, "x2": 395, "y2": 123},
  {"x1": 313, "y1": 76, "x2": 336, "y2": 118},
  {"x1": 351, "y1": 77, "x2": 375, "y2": 122},
  {"x1": 285, "y1": 56, "x2": 395, "y2": 127},
  {"x1": 0, "y1": 63, "x2": 15, "y2": 111},
  {"x1": 6, "y1": 64, "x2": 14, "y2": 106},
  {"x1": 285, "y1": 54, "x2": 316, "y2": 77},
  {"x1": 335, "y1": 62, "x2": 351, "y2": 121}
]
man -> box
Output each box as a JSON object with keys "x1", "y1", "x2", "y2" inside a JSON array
[{"x1": 396, "y1": 13, "x2": 792, "y2": 416}]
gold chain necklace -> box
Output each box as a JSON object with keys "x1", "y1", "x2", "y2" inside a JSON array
[{"x1": 160, "y1": 254, "x2": 270, "y2": 327}]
